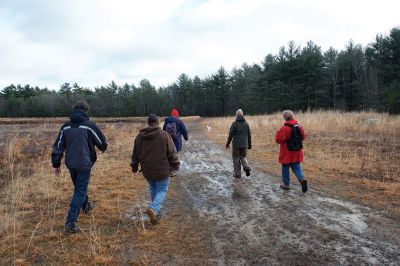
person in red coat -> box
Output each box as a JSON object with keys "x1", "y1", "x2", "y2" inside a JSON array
[{"x1": 275, "y1": 110, "x2": 308, "y2": 192}]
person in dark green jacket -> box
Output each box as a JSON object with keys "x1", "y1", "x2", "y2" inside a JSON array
[{"x1": 226, "y1": 109, "x2": 252, "y2": 178}]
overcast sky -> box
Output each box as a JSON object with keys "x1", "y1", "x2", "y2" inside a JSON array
[{"x1": 0, "y1": 0, "x2": 399, "y2": 90}]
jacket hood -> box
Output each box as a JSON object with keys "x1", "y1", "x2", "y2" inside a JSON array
[
  {"x1": 139, "y1": 125, "x2": 162, "y2": 139},
  {"x1": 236, "y1": 116, "x2": 245, "y2": 122},
  {"x1": 165, "y1": 116, "x2": 179, "y2": 123},
  {"x1": 284, "y1": 119, "x2": 298, "y2": 126},
  {"x1": 70, "y1": 108, "x2": 89, "y2": 123}
]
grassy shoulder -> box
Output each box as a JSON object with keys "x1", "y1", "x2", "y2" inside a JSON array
[{"x1": 202, "y1": 111, "x2": 400, "y2": 217}]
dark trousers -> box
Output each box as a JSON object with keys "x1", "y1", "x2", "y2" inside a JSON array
[
  {"x1": 232, "y1": 147, "x2": 250, "y2": 178},
  {"x1": 66, "y1": 169, "x2": 91, "y2": 225}
]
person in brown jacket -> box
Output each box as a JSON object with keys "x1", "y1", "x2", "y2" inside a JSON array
[{"x1": 130, "y1": 114, "x2": 180, "y2": 225}]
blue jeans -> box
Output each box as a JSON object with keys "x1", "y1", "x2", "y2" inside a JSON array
[
  {"x1": 282, "y1": 163, "x2": 304, "y2": 186},
  {"x1": 66, "y1": 169, "x2": 91, "y2": 225},
  {"x1": 147, "y1": 177, "x2": 169, "y2": 215}
]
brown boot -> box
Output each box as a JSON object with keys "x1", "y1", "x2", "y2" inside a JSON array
[
  {"x1": 280, "y1": 183, "x2": 290, "y2": 190},
  {"x1": 145, "y1": 208, "x2": 159, "y2": 225}
]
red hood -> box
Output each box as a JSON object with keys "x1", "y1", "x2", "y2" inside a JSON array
[{"x1": 284, "y1": 119, "x2": 298, "y2": 126}]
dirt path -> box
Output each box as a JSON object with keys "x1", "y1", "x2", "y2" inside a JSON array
[{"x1": 176, "y1": 122, "x2": 400, "y2": 265}]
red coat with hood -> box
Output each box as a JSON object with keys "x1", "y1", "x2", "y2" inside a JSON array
[{"x1": 275, "y1": 119, "x2": 306, "y2": 164}]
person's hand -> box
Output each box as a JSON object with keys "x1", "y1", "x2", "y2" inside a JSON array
[
  {"x1": 225, "y1": 144, "x2": 230, "y2": 150},
  {"x1": 54, "y1": 167, "x2": 61, "y2": 177},
  {"x1": 248, "y1": 145, "x2": 252, "y2": 150},
  {"x1": 172, "y1": 163, "x2": 180, "y2": 171}
]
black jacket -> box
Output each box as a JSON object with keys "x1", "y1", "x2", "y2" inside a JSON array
[
  {"x1": 51, "y1": 108, "x2": 108, "y2": 170},
  {"x1": 226, "y1": 116, "x2": 251, "y2": 149}
]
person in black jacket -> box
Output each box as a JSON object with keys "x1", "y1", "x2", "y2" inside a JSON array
[
  {"x1": 51, "y1": 101, "x2": 107, "y2": 234},
  {"x1": 226, "y1": 109, "x2": 252, "y2": 178}
]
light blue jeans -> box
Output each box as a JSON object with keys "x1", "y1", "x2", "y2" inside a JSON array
[
  {"x1": 282, "y1": 163, "x2": 304, "y2": 186},
  {"x1": 147, "y1": 177, "x2": 169, "y2": 214}
]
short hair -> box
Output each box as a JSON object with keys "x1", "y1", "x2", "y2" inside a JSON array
[
  {"x1": 282, "y1": 110, "x2": 294, "y2": 121},
  {"x1": 73, "y1": 100, "x2": 89, "y2": 111},
  {"x1": 147, "y1": 114, "x2": 159, "y2": 126}
]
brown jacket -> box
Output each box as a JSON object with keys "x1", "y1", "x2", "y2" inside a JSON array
[{"x1": 130, "y1": 125, "x2": 179, "y2": 181}]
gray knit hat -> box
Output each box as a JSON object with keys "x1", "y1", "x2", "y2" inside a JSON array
[{"x1": 236, "y1": 109, "x2": 244, "y2": 118}]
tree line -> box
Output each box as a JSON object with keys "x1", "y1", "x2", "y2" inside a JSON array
[{"x1": 1, "y1": 26, "x2": 399, "y2": 117}]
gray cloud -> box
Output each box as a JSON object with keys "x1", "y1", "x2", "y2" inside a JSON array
[{"x1": 0, "y1": 0, "x2": 399, "y2": 89}]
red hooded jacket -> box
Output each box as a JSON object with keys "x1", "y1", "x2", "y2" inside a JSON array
[{"x1": 275, "y1": 119, "x2": 306, "y2": 164}]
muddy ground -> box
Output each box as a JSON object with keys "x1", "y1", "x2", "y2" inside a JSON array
[{"x1": 160, "y1": 122, "x2": 400, "y2": 265}]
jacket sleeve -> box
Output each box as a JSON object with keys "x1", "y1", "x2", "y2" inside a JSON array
[
  {"x1": 165, "y1": 134, "x2": 180, "y2": 168},
  {"x1": 130, "y1": 136, "x2": 140, "y2": 172},
  {"x1": 247, "y1": 122, "x2": 252, "y2": 147},
  {"x1": 226, "y1": 122, "x2": 235, "y2": 146},
  {"x1": 51, "y1": 126, "x2": 66, "y2": 168},
  {"x1": 90, "y1": 123, "x2": 108, "y2": 152},
  {"x1": 162, "y1": 120, "x2": 167, "y2": 131},
  {"x1": 275, "y1": 126, "x2": 287, "y2": 144},
  {"x1": 179, "y1": 120, "x2": 188, "y2": 141}
]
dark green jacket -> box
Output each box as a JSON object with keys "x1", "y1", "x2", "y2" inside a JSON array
[{"x1": 226, "y1": 117, "x2": 251, "y2": 149}]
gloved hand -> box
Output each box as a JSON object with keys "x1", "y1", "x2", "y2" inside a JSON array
[
  {"x1": 172, "y1": 163, "x2": 180, "y2": 171},
  {"x1": 225, "y1": 144, "x2": 230, "y2": 150},
  {"x1": 248, "y1": 144, "x2": 252, "y2": 150}
]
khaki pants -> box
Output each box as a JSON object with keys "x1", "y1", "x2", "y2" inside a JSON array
[{"x1": 232, "y1": 147, "x2": 250, "y2": 178}]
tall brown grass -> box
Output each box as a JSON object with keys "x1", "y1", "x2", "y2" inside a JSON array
[
  {"x1": 203, "y1": 110, "x2": 400, "y2": 216},
  {"x1": 0, "y1": 120, "x2": 211, "y2": 265}
]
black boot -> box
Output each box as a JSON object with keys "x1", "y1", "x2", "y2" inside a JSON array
[
  {"x1": 301, "y1": 180, "x2": 308, "y2": 193},
  {"x1": 245, "y1": 168, "x2": 251, "y2": 177}
]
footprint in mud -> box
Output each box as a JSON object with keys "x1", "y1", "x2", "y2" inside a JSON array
[{"x1": 231, "y1": 180, "x2": 251, "y2": 201}]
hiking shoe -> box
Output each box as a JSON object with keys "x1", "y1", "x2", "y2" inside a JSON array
[
  {"x1": 65, "y1": 223, "x2": 80, "y2": 234},
  {"x1": 301, "y1": 180, "x2": 308, "y2": 193},
  {"x1": 145, "y1": 208, "x2": 159, "y2": 225},
  {"x1": 280, "y1": 184, "x2": 290, "y2": 190},
  {"x1": 82, "y1": 201, "x2": 93, "y2": 214},
  {"x1": 233, "y1": 174, "x2": 241, "y2": 178},
  {"x1": 245, "y1": 168, "x2": 251, "y2": 177}
]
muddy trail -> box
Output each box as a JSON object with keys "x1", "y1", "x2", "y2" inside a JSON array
[{"x1": 175, "y1": 121, "x2": 400, "y2": 265}]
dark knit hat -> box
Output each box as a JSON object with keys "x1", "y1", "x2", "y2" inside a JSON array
[
  {"x1": 147, "y1": 114, "x2": 159, "y2": 125},
  {"x1": 73, "y1": 100, "x2": 89, "y2": 111}
]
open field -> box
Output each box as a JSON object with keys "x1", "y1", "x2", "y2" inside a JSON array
[
  {"x1": 202, "y1": 111, "x2": 400, "y2": 216},
  {"x1": 0, "y1": 118, "x2": 211, "y2": 264},
  {"x1": 1, "y1": 112, "x2": 399, "y2": 265}
]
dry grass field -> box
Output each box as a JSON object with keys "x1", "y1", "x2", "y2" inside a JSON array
[
  {"x1": 202, "y1": 111, "x2": 400, "y2": 217},
  {"x1": 0, "y1": 117, "x2": 210, "y2": 265},
  {"x1": 1, "y1": 112, "x2": 399, "y2": 264}
]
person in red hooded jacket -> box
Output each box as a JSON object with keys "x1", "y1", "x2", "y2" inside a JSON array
[{"x1": 275, "y1": 110, "x2": 308, "y2": 192}]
